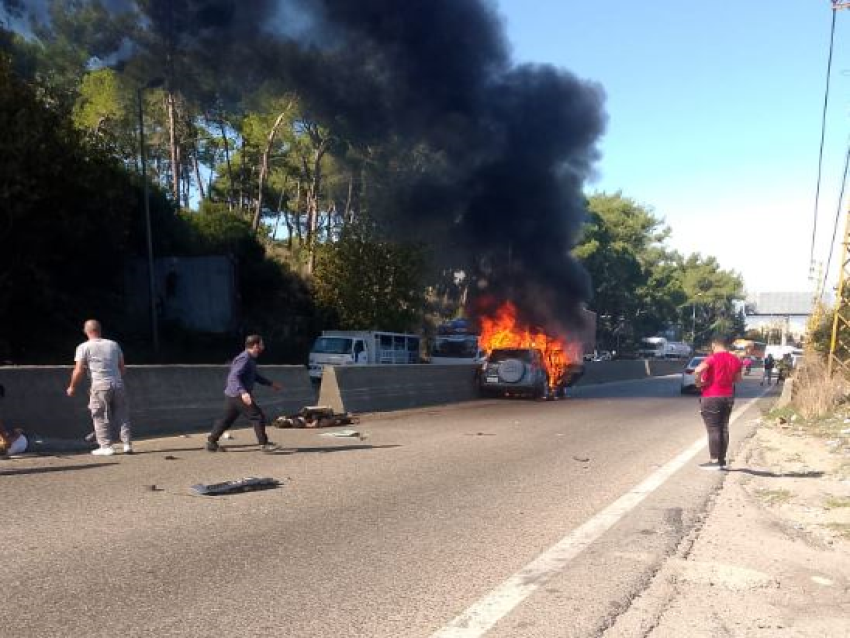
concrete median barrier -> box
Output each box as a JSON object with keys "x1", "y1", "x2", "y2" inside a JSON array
[
  {"x1": 0, "y1": 365, "x2": 315, "y2": 439},
  {"x1": 318, "y1": 364, "x2": 480, "y2": 414},
  {"x1": 577, "y1": 359, "x2": 685, "y2": 385}
]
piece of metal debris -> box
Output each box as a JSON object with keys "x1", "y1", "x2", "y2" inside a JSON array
[
  {"x1": 319, "y1": 429, "x2": 366, "y2": 439},
  {"x1": 190, "y1": 477, "x2": 281, "y2": 496}
]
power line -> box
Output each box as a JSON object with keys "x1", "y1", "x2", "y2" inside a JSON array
[
  {"x1": 819, "y1": 139, "x2": 850, "y2": 303},
  {"x1": 808, "y1": 6, "x2": 839, "y2": 271}
]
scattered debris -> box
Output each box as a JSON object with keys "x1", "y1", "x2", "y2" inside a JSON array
[
  {"x1": 190, "y1": 477, "x2": 281, "y2": 496},
  {"x1": 147, "y1": 484, "x2": 162, "y2": 492},
  {"x1": 319, "y1": 429, "x2": 367, "y2": 440},
  {"x1": 572, "y1": 455, "x2": 590, "y2": 463},
  {"x1": 164, "y1": 455, "x2": 179, "y2": 460},
  {"x1": 465, "y1": 432, "x2": 495, "y2": 436},
  {"x1": 223, "y1": 432, "x2": 234, "y2": 440},
  {"x1": 273, "y1": 406, "x2": 358, "y2": 429}
]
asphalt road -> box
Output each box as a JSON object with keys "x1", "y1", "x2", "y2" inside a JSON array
[{"x1": 2, "y1": 374, "x2": 770, "y2": 638}]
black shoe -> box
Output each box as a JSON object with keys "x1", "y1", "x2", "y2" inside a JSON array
[
  {"x1": 698, "y1": 461, "x2": 722, "y2": 471},
  {"x1": 205, "y1": 440, "x2": 225, "y2": 452}
]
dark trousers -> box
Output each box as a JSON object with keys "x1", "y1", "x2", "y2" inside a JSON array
[
  {"x1": 209, "y1": 395, "x2": 268, "y2": 445},
  {"x1": 700, "y1": 396, "x2": 734, "y2": 463}
]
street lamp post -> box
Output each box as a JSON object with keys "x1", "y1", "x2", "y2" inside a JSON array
[
  {"x1": 692, "y1": 302, "x2": 697, "y2": 344},
  {"x1": 691, "y1": 292, "x2": 704, "y2": 345},
  {"x1": 137, "y1": 78, "x2": 164, "y2": 355}
]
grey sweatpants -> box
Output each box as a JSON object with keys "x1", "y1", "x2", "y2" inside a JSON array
[{"x1": 89, "y1": 384, "x2": 131, "y2": 447}]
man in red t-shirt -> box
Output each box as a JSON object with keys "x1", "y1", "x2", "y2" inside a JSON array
[{"x1": 693, "y1": 336, "x2": 743, "y2": 470}]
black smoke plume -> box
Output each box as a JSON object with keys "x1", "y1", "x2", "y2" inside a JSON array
[{"x1": 11, "y1": 0, "x2": 607, "y2": 334}]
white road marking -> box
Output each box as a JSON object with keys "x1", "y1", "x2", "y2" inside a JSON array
[{"x1": 431, "y1": 393, "x2": 763, "y2": 638}]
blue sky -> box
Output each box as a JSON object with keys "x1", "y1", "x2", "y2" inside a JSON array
[{"x1": 496, "y1": 0, "x2": 850, "y2": 295}]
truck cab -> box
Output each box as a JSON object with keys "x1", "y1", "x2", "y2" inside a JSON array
[{"x1": 308, "y1": 331, "x2": 420, "y2": 380}]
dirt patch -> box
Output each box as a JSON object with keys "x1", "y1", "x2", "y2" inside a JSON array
[{"x1": 603, "y1": 408, "x2": 850, "y2": 638}]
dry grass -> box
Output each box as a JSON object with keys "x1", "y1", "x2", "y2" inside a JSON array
[
  {"x1": 792, "y1": 356, "x2": 849, "y2": 420},
  {"x1": 825, "y1": 523, "x2": 850, "y2": 540},
  {"x1": 823, "y1": 496, "x2": 850, "y2": 510},
  {"x1": 755, "y1": 488, "x2": 793, "y2": 506}
]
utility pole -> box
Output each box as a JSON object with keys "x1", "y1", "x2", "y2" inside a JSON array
[
  {"x1": 824, "y1": 1, "x2": 849, "y2": 374},
  {"x1": 828, "y1": 204, "x2": 850, "y2": 375}
]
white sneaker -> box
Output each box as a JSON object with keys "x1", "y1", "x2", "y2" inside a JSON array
[
  {"x1": 91, "y1": 446, "x2": 115, "y2": 456},
  {"x1": 123, "y1": 443, "x2": 134, "y2": 454}
]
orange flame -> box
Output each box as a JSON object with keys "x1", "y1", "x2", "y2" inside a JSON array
[{"x1": 478, "y1": 301, "x2": 576, "y2": 388}]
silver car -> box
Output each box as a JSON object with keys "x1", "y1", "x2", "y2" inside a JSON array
[{"x1": 680, "y1": 356, "x2": 706, "y2": 394}]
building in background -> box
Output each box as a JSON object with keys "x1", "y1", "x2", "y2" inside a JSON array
[{"x1": 743, "y1": 292, "x2": 818, "y2": 344}]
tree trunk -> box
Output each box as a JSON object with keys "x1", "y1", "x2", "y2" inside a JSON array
[
  {"x1": 293, "y1": 180, "x2": 303, "y2": 244},
  {"x1": 192, "y1": 140, "x2": 206, "y2": 201},
  {"x1": 252, "y1": 107, "x2": 290, "y2": 233},
  {"x1": 343, "y1": 172, "x2": 354, "y2": 225},
  {"x1": 166, "y1": 91, "x2": 181, "y2": 205},
  {"x1": 217, "y1": 115, "x2": 235, "y2": 211}
]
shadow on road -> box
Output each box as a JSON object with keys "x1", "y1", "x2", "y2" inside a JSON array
[
  {"x1": 0, "y1": 462, "x2": 118, "y2": 476},
  {"x1": 726, "y1": 468, "x2": 825, "y2": 478},
  {"x1": 241, "y1": 444, "x2": 402, "y2": 455}
]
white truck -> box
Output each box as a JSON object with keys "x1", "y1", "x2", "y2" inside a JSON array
[
  {"x1": 638, "y1": 336, "x2": 692, "y2": 360},
  {"x1": 307, "y1": 330, "x2": 421, "y2": 380},
  {"x1": 430, "y1": 319, "x2": 486, "y2": 365}
]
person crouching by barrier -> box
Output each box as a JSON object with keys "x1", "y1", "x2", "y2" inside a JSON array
[{"x1": 0, "y1": 384, "x2": 29, "y2": 457}]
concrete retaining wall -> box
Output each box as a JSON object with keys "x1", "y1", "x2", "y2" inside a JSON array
[
  {"x1": 0, "y1": 365, "x2": 315, "y2": 438},
  {"x1": 318, "y1": 364, "x2": 479, "y2": 414}
]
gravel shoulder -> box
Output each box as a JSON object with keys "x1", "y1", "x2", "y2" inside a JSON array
[{"x1": 605, "y1": 384, "x2": 850, "y2": 638}]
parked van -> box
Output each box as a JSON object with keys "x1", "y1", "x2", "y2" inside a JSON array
[{"x1": 308, "y1": 331, "x2": 421, "y2": 380}]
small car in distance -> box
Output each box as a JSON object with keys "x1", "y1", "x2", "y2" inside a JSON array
[{"x1": 680, "y1": 356, "x2": 706, "y2": 394}]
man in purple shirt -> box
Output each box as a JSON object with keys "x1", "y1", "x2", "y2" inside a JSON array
[{"x1": 206, "y1": 335, "x2": 283, "y2": 452}]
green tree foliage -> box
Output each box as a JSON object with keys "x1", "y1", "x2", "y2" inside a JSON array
[
  {"x1": 72, "y1": 67, "x2": 137, "y2": 158},
  {"x1": 577, "y1": 193, "x2": 681, "y2": 348},
  {"x1": 679, "y1": 253, "x2": 744, "y2": 346},
  {"x1": 576, "y1": 192, "x2": 744, "y2": 352},
  {"x1": 312, "y1": 222, "x2": 427, "y2": 332},
  {"x1": 0, "y1": 53, "x2": 163, "y2": 361}
]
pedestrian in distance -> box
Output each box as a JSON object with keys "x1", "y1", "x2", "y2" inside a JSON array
[
  {"x1": 776, "y1": 353, "x2": 793, "y2": 384},
  {"x1": 742, "y1": 355, "x2": 753, "y2": 376},
  {"x1": 693, "y1": 335, "x2": 743, "y2": 471},
  {"x1": 206, "y1": 334, "x2": 283, "y2": 453},
  {"x1": 761, "y1": 354, "x2": 775, "y2": 386},
  {"x1": 66, "y1": 319, "x2": 133, "y2": 456}
]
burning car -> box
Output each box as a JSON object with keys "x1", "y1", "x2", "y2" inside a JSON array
[
  {"x1": 475, "y1": 301, "x2": 585, "y2": 400},
  {"x1": 479, "y1": 347, "x2": 584, "y2": 399}
]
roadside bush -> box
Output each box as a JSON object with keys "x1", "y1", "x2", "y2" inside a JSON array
[{"x1": 792, "y1": 355, "x2": 849, "y2": 420}]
